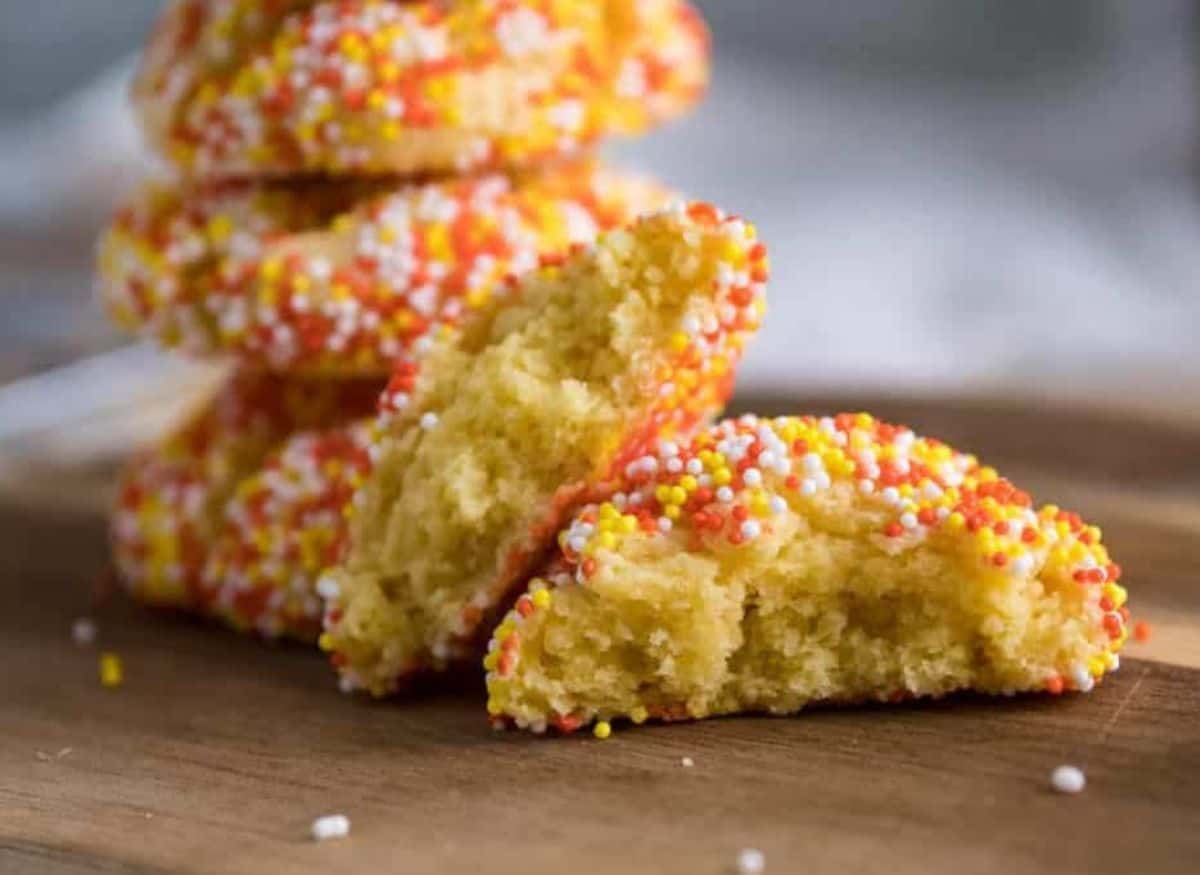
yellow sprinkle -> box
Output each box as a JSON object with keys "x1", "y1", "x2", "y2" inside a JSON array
[
  {"x1": 713, "y1": 468, "x2": 732, "y2": 486},
  {"x1": 318, "y1": 633, "x2": 334, "y2": 652},
  {"x1": 720, "y1": 240, "x2": 747, "y2": 265},
  {"x1": 483, "y1": 651, "x2": 499, "y2": 671},
  {"x1": 945, "y1": 512, "x2": 966, "y2": 532},
  {"x1": 99, "y1": 653, "x2": 123, "y2": 688},
  {"x1": 532, "y1": 589, "x2": 552, "y2": 610},
  {"x1": 206, "y1": 215, "x2": 233, "y2": 244},
  {"x1": 486, "y1": 697, "x2": 503, "y2": 716},
  {"x1": 664, "y1": 505, "x2": 681, "y2": 520},
  {"x1": 630, "y1": 706, "x2": 648, "y2": 724},
  {"x1": 669, "y1": 331, "x2": 689, "y2": 353},
  {"x1": 259, "y1": 258, "x2": 283, "y2": 282},
  {"x1": 593, "y1": 721, "x2": 612, "y2": 740},
  {"x1": 679, "y1": 475, "x2": 698, "y2": 492}
]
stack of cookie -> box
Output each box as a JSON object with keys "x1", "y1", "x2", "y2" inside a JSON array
[
  {"x1": 98, "y1": 1, "x2": 1131, "y2": 733},
  {"x1": 97, "y1": 0, "x2": 710, "y2": 640}
]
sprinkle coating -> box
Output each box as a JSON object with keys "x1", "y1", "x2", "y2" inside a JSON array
[
  {"x1": 111, "y1": 371, "x2": 381, "y2": 621},
  {"x1": 97, "y1": 161, "x2": 674, "y2": 373},
  {"x1": 134, "y1": 0, "x2": 710, "y2": 179},
  {"x1": 486, "y1": 413, "x2": 1131, "y2": 733}
]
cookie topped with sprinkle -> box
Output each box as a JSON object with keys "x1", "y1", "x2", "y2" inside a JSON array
[
  {"x1": 135, "y1": 0, "x2": 709, "y2": 179},
  {"x1": 97, "y1": 161, "x2": 673, "y2": 374},
  {"x1": 486, "y1": 413, "x2": 1130, "y2": 734},
  {"x1": 111, "y1": 371, "x2": 381, "y2": 615},
  {"x1": 321, "y1": 202, "x2": 768, "y2": 696}
]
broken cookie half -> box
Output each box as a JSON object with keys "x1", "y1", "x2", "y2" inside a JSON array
[
  {"x1": 486, "y1": 413, "x2": 1129, "y2": 734},
  {"x1": 321, "y1": 203, "x2": 768, "y2": 695}
]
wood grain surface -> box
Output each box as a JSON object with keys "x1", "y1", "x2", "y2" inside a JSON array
[{"x1": 1, "y1": 395, "x2": 1198, "y2": 875}]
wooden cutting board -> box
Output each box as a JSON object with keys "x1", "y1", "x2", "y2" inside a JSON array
[{"x1": 2, "y1": 395, "x2": 1198, "y2": 875}]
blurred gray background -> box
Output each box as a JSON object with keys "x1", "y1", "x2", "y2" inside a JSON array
[{"x1": 1, "y1": 1, "x2": 1197, "y2": 413}]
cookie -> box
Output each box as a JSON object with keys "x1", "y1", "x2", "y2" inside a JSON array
[
  {"x1": 204, "y1": 421, "x2": 375, "y2": 639},
  {"x1": 111, "y1": 371, "x2": 381, "y2": 617},
  {"x1": 97, "y1": 160, "x2": 674, "y2": 373},
  {"x1": 135, "y1": 0, "x2": 709, "y2": 178},
  {"x1": 320, "y1": 202, "x2": 768, "y2": 695},
  {"x1": 485, "y1": 414, "x2": 1131, "y2": 734}
]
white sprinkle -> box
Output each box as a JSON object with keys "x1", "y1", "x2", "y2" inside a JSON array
[
  {"x1": 686, "y1": 458, "x2": 704, "y2": 475},
  {"x1": 737, "y1": 848, "x2": 766, "y2": 875},
  {"x1": 743, "y1": 468, "x2": 762, "y2": 487},
  {"x1": 1050, "y1": 765, "x2": 1086, "y2": 795},
  {"x1": 315, "y1": 576, "x2": 340, "y2": 601},
  {"x1": 740, "y1": 520, "x2": 762, "y2": 540},
  {"x1": 768, "y1": 496, "x2": 788, "y2": 515},
  {"x1": 1010, "y1": 554, "x2": 1035, "y2": 576},
  {"x1": 681, "y1": 756, "x2": 695, "y2": 768},
  {"x1": 419, "y1": 412, "x2": 439, "y2": 430},
  {"x1": 1070, "y1": 664, "x2": 1095, "y2": 693},
  {"x1": 657, "y1": 517, "x2": 673, "y2": 534},
  {"x1": 311, "y1": 814, "x2": 351, "y2": 841},
  {"x1": 716, "y1": 486, "x2": 734, "y2": 503},
  {"x1": 800, "y1": 479, "x2": 818, "y2": 497},
  {"x1": 858, "y1": 479, "x2": 875, "y2": 494},
  {"x1": 899, "y1": 512, "x2": 918, "y2": 530},
  {"x1": 71, "y1": 618, "x2": 97, "y2": 646}
]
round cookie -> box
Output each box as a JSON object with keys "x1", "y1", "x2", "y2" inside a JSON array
[
  {"x1": 134, "y1": 0, "x2": 709, "y2": 179},
  {"x1": 111, "y1": 371, "x2": 381, "y2": 617},
  {"x1": 204, "y1": 421, "x2": 375, "y2": 639},
  {"x1": 320, "y1": 202, "x2": 769, "y2": 695},
  {"x1": 97, "y1": 160, "x2": 675, "y2": 374},
  {"x1": 485, "y1": 413, "x2": 1131, "y2": 734}
]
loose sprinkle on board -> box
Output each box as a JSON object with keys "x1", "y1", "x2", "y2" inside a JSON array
[
  {"x1": 311, "y1": 814, "x2": 351, "y2": 842},
  {"x1": 1050, "y1": 765, "x2": 1086, "y2": 794},
  {"x1": 736, "y1": 848, "x2": 766, "y2": 875},
  {"x1": 72, "y1": 618, "x2": 97, "y2": 646},
  {"x1": 99, "y1": 653, "x2": 124, "y2": 688}
]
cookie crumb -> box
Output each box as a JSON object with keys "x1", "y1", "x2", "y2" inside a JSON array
[
  {"x1": 99, "y1": 653, "x2": 123, "y2": 688},
  {"x1": 1050, "y1": 765, "x2": 1086, "y2": 794},
  {"x1": 311, "y1": 814, "x2": 351, "y2": 842},
  {"x1": 72, "y1": 618, "x2": 97, "y2": 646},
  {"x1": 736, "y1": 848, "x2": 765, "y2": 874},
  {"x1": 681, "y1": 756, "x2": 695, "y2": 768}
]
